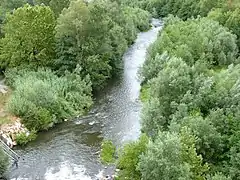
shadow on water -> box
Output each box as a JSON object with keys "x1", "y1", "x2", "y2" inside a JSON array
[{"x1": 9, "y1": 19, "x2": 163, "y2": 180}]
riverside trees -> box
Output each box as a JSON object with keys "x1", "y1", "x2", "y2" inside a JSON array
[
  {"x1": 114, "y1": 1, "x2": 240, "y2": 179},
  {"x1": 0, "y1": 0, "x2": 151, "y2": 132},
  {"x1": 0, "y1": 0, "x2": 151, "y2": 174}
]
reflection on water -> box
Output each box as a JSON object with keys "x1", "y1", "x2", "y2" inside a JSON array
[{"x1": 9, "y1": 19, "x2": 163, "y2": 180}]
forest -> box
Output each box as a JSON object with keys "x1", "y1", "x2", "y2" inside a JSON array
[{"x1": 1, "y1": 0, "x2": 240, "y2": 179}]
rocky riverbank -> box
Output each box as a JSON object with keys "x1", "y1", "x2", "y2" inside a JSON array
[{"x1": 0, "y1": 79, "x2": 27, "y2": 148}]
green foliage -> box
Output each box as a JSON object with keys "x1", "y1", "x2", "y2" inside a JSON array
[
  {"x1": 15, "y1": 130, "x2": 37, "y2": 145},
  {"x1": 34, "y1": 0, "x2": 70, "y2": 16},
  {"x1": 100, "y1": 140, "x2": 116, "y2": 164},
  {"x1": 208, "y1": 8, "x2": 240, "y2": 49},
  {"x1": 142, "y1": 56, "x2": 192, "y2": 134},
  {"x1": 138, "y1": 6, "x2": 240, "y2": 178},
  {"x1": 6, "y1": 68, "x2": 92, "y2": 131},
  {"x1": 55, "y1": 0, "x2": 150, "y2": 90},
  {"x1": 0, "y1": 4, "x2": 56, "y2": 69},
  {"x1": 117, "y1": 134, "x2": 149, "y2": 180},
  {"x1": 207, "y1": 173, "x2": 231, "y2": 180},
  {"x1": 138, "y1": 130, "x2": 208, "y2": 180},
  {"x1": 0, "y1": 146, "x2": 9, "y2": 177},
  {"x1": 142, "y1": 17, "x2": 238, "y2": 83},
  {"x1": 140, "y1": 84, "x2": 150, "y2": 102},
  {"x1": 136, "y1": 0, "x2": 231, "y2": 19}
]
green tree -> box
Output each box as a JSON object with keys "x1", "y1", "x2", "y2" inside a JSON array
[
  {"x1": 141, "y1": 57, "x2": 192, "y2": 135},
  {"x1": 0, "y1": 4, "x2": 56, "y2": 69},
  {"x1": 139, "y1": 130, "x2": 208, "y2": 180},
  {"x1": 55, "y1": 0, "x2": 112, "y2": 90},
  {"x1": 34, "y1": 0, "x2": 70, "y2": 16}
]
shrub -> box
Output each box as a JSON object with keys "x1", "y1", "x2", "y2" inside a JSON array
[
  {"x1": 6, "y1": 67, "x2": 92, "y2": 131},
  {"x1": 15, "y1": 130, "x2": 37, "y2": 146},
  {"x1": 100, "y1": 140, "x2": 116, "y2": 164},
  {"x1": 117, "y1": 134, "x2": 149, "y2": 180},
  {"x1": 208, "y1": 8, "x2": 240, "y2": 49}
]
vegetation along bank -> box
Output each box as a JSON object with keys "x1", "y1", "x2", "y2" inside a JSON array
[
  {"x1": 0, "y1": 0, "x2": 152, "y2": 177},
  {"x1": 99, "y1": 0, "x2": 240, "y2": 180}
]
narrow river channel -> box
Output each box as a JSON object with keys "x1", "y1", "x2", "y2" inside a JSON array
[{"x1": 9, "y1": 19, "x2": 162, "y2": 180}]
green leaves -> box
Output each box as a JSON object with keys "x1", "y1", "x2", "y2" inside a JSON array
[
  {"x1": 139, "y1": 131, "x2": 208, "y2": 180},
  {"x1": 100, "y1": 140, "x2": 116, "y2": 164},
  {"x1": 55, "y1": 0, "x2": 150, "y2": 90},
  {"x1": 117, "y1": 134, "x2": 149, "y2": 180},
  {"x1": 6, "y1": 68, "x2": 92, "y2": 131},
  {"x1": 0, "y1": 4, "x2": 56, "y2": 69}
]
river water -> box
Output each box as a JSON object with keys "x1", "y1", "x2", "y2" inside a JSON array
[{"x1": 9, "y1": 19, "x2": 162, "y2": 180}]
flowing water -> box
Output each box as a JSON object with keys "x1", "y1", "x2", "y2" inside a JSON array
[{"x1": 9, "y1": 19, "x2": 162, "y2": 180}]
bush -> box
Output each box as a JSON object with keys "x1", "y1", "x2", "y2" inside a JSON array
[
  {"x1": 6, "y1": 67, "x2": 92, "y2": 131},
  {"x1": 15, "y1": 130, "x2": 37, "y2": 146},
  {"x1": 117, "y1": 134, "x2": 149, "y2": 180},
  {"x1": 100, "y1": 140, "x2": 116, "y2": 164},
  {"x1": 208, "y1": 8, "x2": 240, "y2": 49}
]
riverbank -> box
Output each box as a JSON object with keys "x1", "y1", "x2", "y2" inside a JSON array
[
  {"x1": 9, "y1": 19, "x2": 162, "y2": 180},
  {"x1": 0, "y1": 81, "x2": 29, "y2": 148}
]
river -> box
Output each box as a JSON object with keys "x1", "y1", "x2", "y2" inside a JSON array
[{"x1": 9, "y1": 19, "x2": 162, "y2": 180}]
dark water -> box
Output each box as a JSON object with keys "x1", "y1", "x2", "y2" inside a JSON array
[{"x1": 9, "y1": 19, "x2": 162, "y2": 180}]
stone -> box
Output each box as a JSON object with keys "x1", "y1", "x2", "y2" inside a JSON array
[{"x1": 89, "y1": 121, "x2": 95, "y2": 125}]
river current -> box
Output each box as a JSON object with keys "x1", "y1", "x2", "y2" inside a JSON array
[{"x1": 9, "y1": 19, "x2": 162, "y2": 180}]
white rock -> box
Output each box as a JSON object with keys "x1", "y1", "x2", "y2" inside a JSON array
[{"x1": 89, "y1": 121, "x2": 95, "y2": 125}]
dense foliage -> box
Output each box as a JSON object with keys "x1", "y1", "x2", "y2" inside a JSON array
[
  {"x1": 55, "y1": 0, "x2": 150, "y2": 89},
  {"x1": 100, "y1": 140, "x2": 116, "y2": 164},
  {"x1": 0, "y1": 4, "x2": 56, "y2": 69},
  {"x1": 0, "y1": 0, "x2": 151, "y2": 175},
  {"x1": 208, "y1": 7, "x2": 240, "y2": 49},
  {"x1": 114, "y1": 1, "x2": 240, "y2": 179},
  {"x1": 6, "y1": 67, "x2": 92, "y2": 131},
  {"x1": 34, "y1": 0, "x2": 70, "y2": 16},
  {"x1": 141, "y1": 17, "x2": 238, "y2": 83}
]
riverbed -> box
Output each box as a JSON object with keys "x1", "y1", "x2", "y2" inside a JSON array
[{"x1": 9, "y1": 19, "x2": 162, "y2": 180}]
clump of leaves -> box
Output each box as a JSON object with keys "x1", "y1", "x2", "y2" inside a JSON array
[
  {"x1": 100, "y1": 140, "x2": 116, "y2": 164},
  {"x1": 15, "y1": 130, "x2": 37, "y2": 146}
]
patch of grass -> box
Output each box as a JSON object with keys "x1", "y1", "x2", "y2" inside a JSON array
[
  {"x1": 140, "y1": 84, "x2": 150, "y2": 102},
  {"x1": 100, "y1": 140, "x2": 116, "y2": 164}
]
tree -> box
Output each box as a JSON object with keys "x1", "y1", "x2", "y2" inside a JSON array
[
  {"x1": 0, "y1": 0, "x2": 27, "y2": 10},
  {"x1": 138, "y1": 130, "x2": 208, "y2": 180},
  {"x1": 34, "y1": 0, "x2": 70, "y2": 16},
  {"x1": 0, "y1": 4, "x2": 56, "y2": 69},
  {"x1": 141, "y1": 56, "x2": 192, "y2": 135}
]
